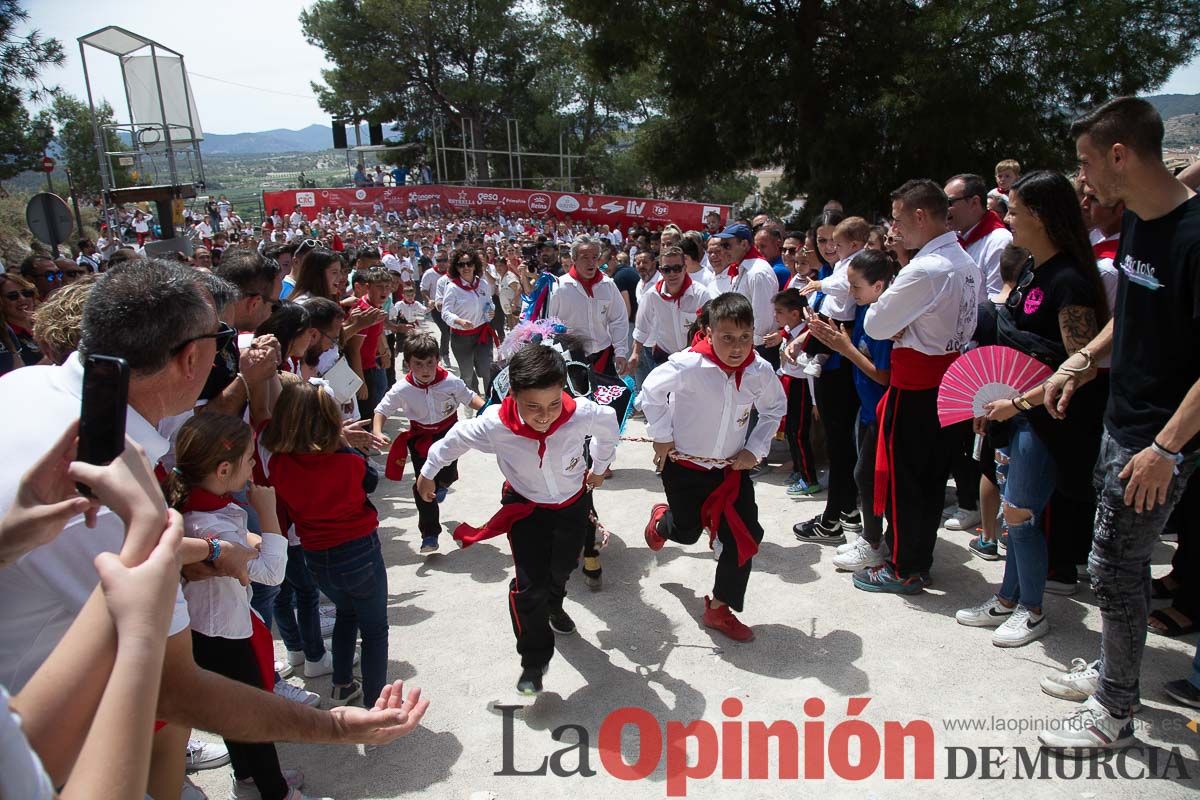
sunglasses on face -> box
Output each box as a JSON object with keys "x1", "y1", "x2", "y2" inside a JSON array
[
  {"x1": 782, "y1": 246, "x2": 799, "y2": 254},
  {"x1": 659, "y1": 264, "x2": 685, "y2": 274},
  {"x1": 41, "y1": 271, "x2": 65, "y2": 283},
  {"x1": 171, "y1": 321, "x2": 238, "y2": 355},
  {"x1": 4, "y1": 289, "x2": 36, "y2": 301}
]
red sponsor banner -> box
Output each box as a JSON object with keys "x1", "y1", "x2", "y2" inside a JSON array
[{"x1": 262, "y1": 185, "x2": 731, "y2": 231}]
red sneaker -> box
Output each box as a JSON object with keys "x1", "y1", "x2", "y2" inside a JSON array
[
  {"x1": 702, "y1": 596, "x2": 755, "y2": 642},
  {"x1": 644, "y1": 503, "x2": 669, "y2": 551}
]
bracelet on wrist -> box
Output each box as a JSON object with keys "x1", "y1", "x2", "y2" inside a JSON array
[
  {"x1": 1151, "y1": 440, "x2": 1184, "y2": 465},
  {"x1": 1012, "y1": 395, "x2": 1033, "y2": 412}
]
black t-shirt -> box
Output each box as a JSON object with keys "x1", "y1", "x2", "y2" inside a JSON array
[
  {"x1": 1107, "y1": 195, "x2": 1200, "y2": 452},
  {"x1": 1009, "y1": 252, "x2": 1099, "y2": 349},
  {"x1": 611, "y1": 266, "x2": 641, "y2": 321},
  {"x1": 199, "y1": 335, "x2": 240, "y2": 403}
]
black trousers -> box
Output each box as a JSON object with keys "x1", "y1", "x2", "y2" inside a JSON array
[
  {"x1": 507, "y1": 487, "x2": 591, "y2": 668},
  {"x1": 1165, "y1": 472, "x2": 1200, "y2": 619},
  {"x1": 657, "y1": 460, "x2": 764, "y2": 612},
  {"x1": 191, "y1": 631, "x2": 287, "y2": 800},
  {"x1": 878, "y1": 387, "x2": 960, "y2": 576},
  {"x1": 430, "y1": 308, "x2": 451, "y2": 361},
  {"x1": 409, "y1": 436, "x2": 459, "y2": 537},
  {"x1": 813, "y1": 365, "x2": 860, "y2": 523},
  {"x1": 784, "y1": 377, "x2": 818, "y2": 484},
  {"x1": 949, "y1": 425, "x2": 980, "y2": 511}
]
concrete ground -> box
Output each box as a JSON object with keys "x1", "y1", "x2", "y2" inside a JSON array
[{"x1": 189, "y1": 410, "x2": 1200, "y2": 800}]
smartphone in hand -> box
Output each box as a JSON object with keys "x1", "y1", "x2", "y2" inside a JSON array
[{"x1": 77, "y1": 354, "x2": 130, "y2": 496}]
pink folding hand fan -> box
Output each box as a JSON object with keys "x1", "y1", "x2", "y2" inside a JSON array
[{"x1": 937, "y1": 346, "x2": 1052, "y2": 427}]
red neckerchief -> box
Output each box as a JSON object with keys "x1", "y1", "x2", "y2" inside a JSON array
[
  {"x1": 958, "y1": 210, "x2": 1007, "y2": 248},
  {"x1": 180, "y1": 486, "x2": 234, "y2": 513},
  {"x1": 656, "y1": 273, "x2": 693, "y2": 304},
  {"x1": 569, "y1": 266, "x2": 604, "y2": 297},
  {"x1": 1093, "y1": 237, "x2": 1119, "y2": 261},
  {"x1": 498, "y1": 392, "x2": 577, "y2": 465},
  {"x1": 690, "y1": 336, "x2": 753, "y2": 390},
  {"x1": 451, "y1": 276, "x2": 479, "y2": 292},
  {"x1": 724, "y1": 245, "x2": 765, "y2": 278},
  {"x1": 407, "y1": 366, "x2": 449, "y2": 390}
]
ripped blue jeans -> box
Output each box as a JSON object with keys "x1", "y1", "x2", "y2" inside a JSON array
[{"x1": 995, "y1": 415, "x2": 1057, "y2": 611}]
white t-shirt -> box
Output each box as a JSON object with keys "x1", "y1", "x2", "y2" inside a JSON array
[
  {"x1": 0, "y1": 686, "x2": 52, "y2": 800},
  {"x1": 0, "y1": 355, "x2": 190, "y2": 692}
]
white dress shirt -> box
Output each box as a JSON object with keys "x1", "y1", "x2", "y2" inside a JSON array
[
  {"x1": 0, "y1": 354, "x2": 189, "y2": 692},
  {"x1": 421, "y1": 399, "x2": 619, "y2": 503},
  {"x1": 864, "y1": 232, "x2": 978, "y2": 355},
  {"x1": 391, "y1": 299, "x2": 428, "y2": 324},
  {"x1": 640, "y1": 350, "x2": 787, "y2": 462},
  {"x1": 812, "y1": 248, "x2": 866, "y2": 322},
  {"x1": 962, "y1": 222, "x2": 1012, "y2": 301},
  {"x1": 687, "y1": 266, "x2": 713, "y2": 288},
  {"x1": 710, "y1": 255, "x2": 779, "y2": 344},
  {"x1": 546, "y1": 273, "x2": 630, "y2": 358},
  {"x1": 182, "y1": 503, "x2": 287, "y2": 639},
  {"x1": 440, "y1": 278, "x2": 494, "y2": 329},
  {"x1": 633, "y1": 279, "x2": 715, "y2": 354},
  {"x1": 375, "y1": 373, "x2": 475, "y2": 424},
  {"x1": 419, "y1": 268, "x2": 442, "y2": 301}
]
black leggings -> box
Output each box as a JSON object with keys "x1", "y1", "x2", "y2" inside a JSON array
[
  {"x1": 190, "y1": 631, "x2": 288, "y2": 800},
  {"x1": 813, "y1": 365, "x2": 859, "y2": 523}
]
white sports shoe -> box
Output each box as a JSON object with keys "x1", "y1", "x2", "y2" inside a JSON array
[
  {"x1": 181, "y1": 778, "x2": 208, "y2": 799},
  {"x1": 991, "y1": 605, "x2": 1049, "y2": 647},
  {"x1": 945, "y1": 508, "x2": 982, "y2": 531},
  {"x1": 286, "y1": 650, "x2": 305, "y2": 667},
  {"x1": 274, "y1": 680, "x2": 321, "y2": 707},
  {"x1": 304, "y1": 651, "x2": 335, "y2": 678},
  {"x1": 231, "y1": 768, "x2": 305, "y2": 799},
  {"x1": 832, "y1": 537, "x2": 887, "y2": 571},
  {"x1": 955, "y1": 596, "x2": 1015, "y2": 628},
  {"x1": 185, "y1": 738, "x2": 229, "y2": 771},
  {"x1": 1038, "y1": 657, "x2": 1146, "y2": 712},
  {"x1": 836, "y1": 534, "x2": 870, "y2": 555},
  {"x1": 1037, "y1": 696, "x2": 1134, "y2": 752},
  {"x1": 274, "y1": 660, "x2": 294, "y2": 679}
]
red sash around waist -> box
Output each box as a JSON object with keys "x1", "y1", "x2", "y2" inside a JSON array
[
  {"x1": 674, "y1": 459, "x2": 758, "y2": 567},
  {"x1": 453, "y1": 323, "x2": 500, "y2": 346},
  {"x1": 888, "y1": 348, "x2": 958, "y2": 390},
  {"x1": 452, "y1": 481, "x2": 587, "y2": 548},
  {"x1": 384, "y1": 414, "x2": 457, "y2": 480}
]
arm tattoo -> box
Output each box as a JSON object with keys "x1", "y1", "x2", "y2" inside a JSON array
[{"x1": 1059, "y1": 305, "x2": 1098, "y2": 355}]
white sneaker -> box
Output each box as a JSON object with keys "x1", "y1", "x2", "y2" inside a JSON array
[
  {"x1": 181, "y1": 778, "x2": 208, "y2": 799},
  {"x1": 1037, "y1": 696, "x2": 1134, "y2": 752},
  {"x1": 304, "y1": 651, "x2": 334, "y2": 678},
  {"x1": 1040, "y1": 658, "x2": 1144, "y2": 709},
  {"x1": 991, "y1": 605, "x2": 1049, "y2": 647},
  {"x1": 832, "y1": 537, "x2": 887, "y2": 571},
  {"x1": 944, "y1": 508, "x2": 982, "y2": 530},
  {"x1": 286, "y1": 650, "x2": 305, "y2": 667},
  {"x1": 231, "y1": 768, "x2": 305, "y2": 799},
  {"x1": 836, "y1": 534, "x2": 869, "y2": 555},
  {"x1": 955, "y1": 596, "x2": 1015, "y2": 628},
  {"x1": 274, "y1": 680, "x2": 321, "y2": 707},
  {"x1": 275, "y1": 660, "x2": 294, "y2": 679},
  {"x1": 185, "y1": 738, "x2": 229, "y2": 771}
]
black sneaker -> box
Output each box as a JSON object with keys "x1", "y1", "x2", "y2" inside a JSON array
[
  {"x1": 1164, "y1": 679, "x2": 1200, "y2": 709},
  {"x1": 548, "y1": 609, "x2": 576, "y2": 636},
  {"x1": 516, "y1": 665, "x2": 549, "y2": 695},
  {"x1": 793, "y1": 515, "x2": 845, "y2": 544},
  {"x1": 840, "y1": 510, "x2": 863, "y2": 533},
  {"x1": 330, "y1": 680, "x2": 363, "y2": 707}
]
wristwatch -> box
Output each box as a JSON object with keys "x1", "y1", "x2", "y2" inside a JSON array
[{"x1": 1012, "y1": 395, "x2": 1034, "y2": 412}]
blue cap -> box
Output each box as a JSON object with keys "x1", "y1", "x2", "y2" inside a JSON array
[{"x1": 713, "y1": 222, "x2": 752, "y2": 241}]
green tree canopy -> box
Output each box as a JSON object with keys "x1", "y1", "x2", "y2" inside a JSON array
[
  {"x1": 559, "y1": 0, "x2": 1200, "y2": 217},
  {"x1": 0, "y1": 0, "x2": 62, "y2": 183},
  {"x1": 50, "y1": 94, "x2": 130, "y2": 197}
]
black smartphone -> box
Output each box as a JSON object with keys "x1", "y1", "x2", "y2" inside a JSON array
[{"x1": 76, "y1": 354, "x2": 130, "y2": 496}]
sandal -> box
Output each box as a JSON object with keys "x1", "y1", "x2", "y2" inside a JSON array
[
  {"x1": 1151, "y1": 577, "x2": 1178, "y2": 600},
  {"x1": 1148, "y1": 608, "x2": 1198, "y2": 638}
]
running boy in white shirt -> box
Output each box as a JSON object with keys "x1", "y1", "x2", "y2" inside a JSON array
[
  {"x1": 640, "y1": 292, "x2": 787, "y2": 642},
  {"x1": 416, "y1": 343, "x2": 619, "y2": 694},
  {"x1": 374, "y1": 334, "x2": 484, "y2": 554}
]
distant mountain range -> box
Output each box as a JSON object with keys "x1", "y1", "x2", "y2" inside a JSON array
[
  {"x1": 1146, "y1": 93, "x2": 1200, "y2": 121},
  {"x1": 199, "y1": 123, "x2": 372, "y2": 155}
]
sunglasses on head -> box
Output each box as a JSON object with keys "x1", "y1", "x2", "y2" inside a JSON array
[{"x1": 4, "y1": 289, "x2": 36, "y2": 301}]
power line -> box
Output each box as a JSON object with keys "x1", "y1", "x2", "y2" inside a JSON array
[{"x1": 187, "y1": 71, "x2": 320, "y2": 100}]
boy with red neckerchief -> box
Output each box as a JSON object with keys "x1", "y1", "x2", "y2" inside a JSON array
[
  {"x1": 640, "y1": 292, "x2": 787, "y2": 642},
  {"x1": 415, "y1": 342, "x2": 619, "y2": 695},
  {"x1": 373, "y1": 333, "x2": 484, "y2": 555}
]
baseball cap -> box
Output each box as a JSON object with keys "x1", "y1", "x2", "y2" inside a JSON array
[{"x1": 713, "y1": 223, "x2": 752, "y2": 241}]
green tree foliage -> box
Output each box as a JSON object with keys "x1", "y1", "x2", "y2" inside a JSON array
[
  {"x1": 50, "y1": 94, "x2": 130, "y2": 197},
  {"x1": 559, "y1": 0, "x2": 1200, "y2": 216},
  {"x1": 0, "y1": 0, "x2": 62, "y2": 183},
  {"x1": 300, "y1": 0, "x2": 656, "y2": 190}
]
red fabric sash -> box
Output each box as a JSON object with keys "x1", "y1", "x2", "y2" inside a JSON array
[
  {"x1": 498, "y1": 391, "x2": 577, "y2": 465},
  {"x1": 656, "y1": 273, "x2": 693, "y2": 304},
  {"x1": 725, "y1": 246, "x2": 766, "y2": 278},
  {"x1": 872, "y1": 348, "x2": 958, "y2": 515},
  {"x1": 959, "y1": 210, "x2": 1007, "y2": 248},
  {"x1": 591, "y1": 345, "x2": 614, "y2": 374},
  {"x1": 452, "y1": 276, "x2": 480, "y2": 292},
  {"x1": 569, "y1": 265, "x2": 604, "y2": 297},
  {"x1": 690, "y1": 337, "x2": 753, "y2": 390},
  {"x1": 384, "y1": 414, "x2": 458, "y2": 480},
  {"x1": 249, "y1": 613, "x2": 276, "y2": 692},
  {"x1": 674, "y1": 460, "x2": 758, "y2": 567},
  {"x1": 454, "y1": 323, "x2": 500, "y2": 346},
  {"x1": 1092, "y1": 237, "x2": 1119, "y2": 261},
  {"x1": 453, "y1": 481, "x2": 586, "y2": 548},
  {"x1": 179, "y1": 487, "x2": 233, "y2": 513}
]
